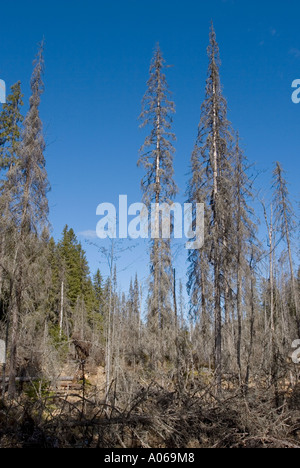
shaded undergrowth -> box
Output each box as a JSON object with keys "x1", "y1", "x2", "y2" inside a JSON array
[{"x1": 1, "y1": 378, "x2": 300, "y2": 448}]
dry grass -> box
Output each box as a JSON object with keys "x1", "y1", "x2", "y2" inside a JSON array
[{"x1": 0, "y1": 374, "x2": 300, "y2": 448}]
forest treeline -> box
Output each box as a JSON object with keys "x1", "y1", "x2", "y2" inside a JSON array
[{"x1": 0, "y1": 26, "x2": 299, "y2": 448}]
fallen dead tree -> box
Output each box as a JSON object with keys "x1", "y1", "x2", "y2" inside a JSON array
[
  {"x1": 1, "y1": 377, "x2": 74, "y2": 383},
  {"x1": 0, "y1": 379, "x2": 299, "y2": 448}
]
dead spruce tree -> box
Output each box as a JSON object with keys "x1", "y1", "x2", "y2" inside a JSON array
[
  {"x1": 138, "y1": 44, "x2": 178, "y2": 364},
  {"x1": 127, "y1": 274, "x2": 141, "y2": 364},
  {"x1": 231, "y1": 134, "x2": 256, "y2": 382},
  {"x1": 5, "y1": 43, "x2": 50, "y2": 397},
  {"x1": 262, "y1": 197, "x2": 282, "y2": 397},
  {"x1": 0, "y1": 83, "x2": 24, "y2": 395},
  {"x1": 0, "y1": 82, "x2": 24, "y2": 171},
  {"x1": 187, "y1": 24, "x2": 234, "y2": 391},
  {"x1": 0, "y1": 83, "x2": 24, "y2": 296},
  {"x1": 272, "y1": 162, "x2": 299, "y2": 336},
  {"x1": 187, "y1": 137, "x2": 212, "y2": 368}
]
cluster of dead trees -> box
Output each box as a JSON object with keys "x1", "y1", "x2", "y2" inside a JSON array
[{"x1": 0, "y1": 25, "x2": 299, "y2": 449}]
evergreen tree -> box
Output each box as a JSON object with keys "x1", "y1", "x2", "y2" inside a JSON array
[
  {"x1": 128, "y1": 274, "x2": 140, "y2": 323},
  {"x1": 0, "y1": 81, "x2": 23, "y2": 171},
  {"x1": 272, "y1": 162, "x2": 299, "y2": 335},
  {"x1": 133, "y1": 274, "x2": 140, "y2": 321},
  {"x1": 58, "y1": 226, "x2": 96, "y2": 314},
  {"x1": 46, "y1": 236, "x2": 61, "y2": 319},
  {"x1": 5, "y1": 43, "x2": 50, "y2": 397},
  {"x1": 0, "y1": 83, "x2": 24, "y2": 298},
  {"x1": 187, "y1": 137, "x2": 211, "y2": 341},
  {"x1": 232, "y1": 134, "x2": 256, "y2": 379},
  {"x1": 138, "y1": 44, "x2": 178, "y2": 333},
  {"x1": 187, "y1": 24, "x2": 234, "y2": 390},
  {"x1": 93, "y1": 268, "x2": 103, "y2": 314}
]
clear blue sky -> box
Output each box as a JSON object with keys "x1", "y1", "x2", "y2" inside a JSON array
[{"x1": 0, "y1": 0, "x2": 299, "y2": 296}]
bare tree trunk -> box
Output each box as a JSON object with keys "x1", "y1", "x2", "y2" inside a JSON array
[
  {"x1": 264, "y1": 204, "x2": 280, "y2": 402},
  {"x1": 173, "y1": 268, "x2": 180, "y2": 387},
  {"x1": 224, "y1": 282, "x2": 231, "y2": 357},
  {"x1": 1, "y1": 313, "x2": 9, "y2": 399},
  {"x1": 245, "y1": 256, "x2": 256, "y2": 393},
  {"x1": 154, "y1": 95, "x2": 161, "y2": 333},
  {"x1": 105, "y1": 241, "x2": 114, "y2": 403},
  {"x1": 214, "y1": 261, "x2": 222, "y2": 392},
  {"x1": 285, "y1": 219, "x2": 300, "y2": 335},
  {"x1": 8, "y1": 294, "x2": 18, "y2": 398},
  {"x1": 268, "y1": 206, "x2": 275, "y2": 341},
  {"x1": 212, "y1": 78, "x2": 222, "y2": 393},
  {"x1": 274, "y1": 162, "x2": 299, "y2": 335},
  {"x1": 59, "y1": 281, "x2": 64, "y2": 338},
  {"x1": 0, "y1": 239, "x2": 4, "y2": 298},
  {"x1": 7, "y1": 155, "x2": 30, "y2": 398},
  {"x1": 237, "y1": 248, "x2": 243, "y2": 382}
]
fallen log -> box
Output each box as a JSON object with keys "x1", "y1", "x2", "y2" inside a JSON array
[{"x1": 0, "y1": 376, "x2": 74, "y2": 387}]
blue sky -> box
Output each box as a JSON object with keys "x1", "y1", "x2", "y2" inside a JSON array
[{"x1": 0, "y1": 0, "x2": 299, "y2": 296}]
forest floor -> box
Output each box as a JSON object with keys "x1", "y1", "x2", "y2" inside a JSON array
[{"x1": 1, "y1": 362, "x2": 300, "y2": 448}]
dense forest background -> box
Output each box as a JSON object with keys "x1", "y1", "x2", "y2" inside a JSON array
[{"x1": 0, "y1": 26, "x2": 299, "y2": 449}]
